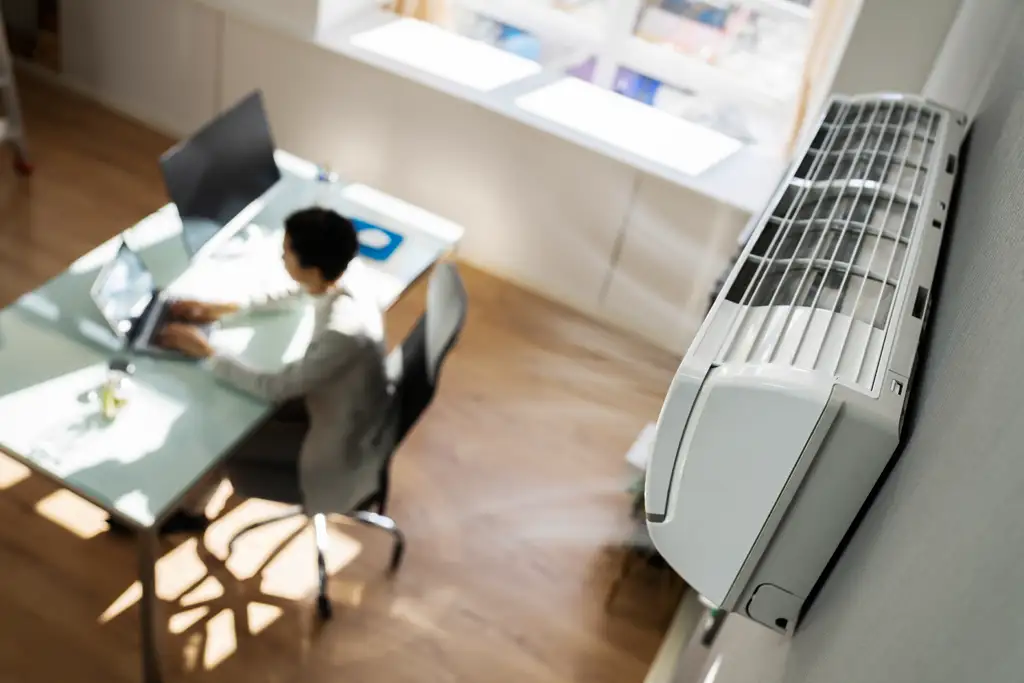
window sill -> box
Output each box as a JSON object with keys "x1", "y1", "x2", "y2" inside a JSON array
[{"x1": 197, "y1": 2, "x2": 787, "y2": 213}]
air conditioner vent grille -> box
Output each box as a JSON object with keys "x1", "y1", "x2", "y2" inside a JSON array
[{"x1": 716, "y1": 97, "x2": 952, "y2": 391}]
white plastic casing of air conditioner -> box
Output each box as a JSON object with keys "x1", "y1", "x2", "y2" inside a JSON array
[{"x1": 645, "y1": 94, "x2": 967, "y2": 634}]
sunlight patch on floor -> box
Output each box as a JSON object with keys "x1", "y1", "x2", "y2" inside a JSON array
[
  {"x1": 178, "y1": 608, "x2": 241, "y2": 673},
  {"x1": 95, "y1": 497, "x2": 364, "y2": 671},
  {"x1": 170, "y1": 606, "x2": 210, "y2": 635},
  {"x1": 34, "y1": 489, "x2": 110, "y2": 539},
  {"x1": 204, "y1": 499, "x2": 310, "y2": 580},
  {"x1": 200, "y1": 479, "x2": 235, "y2": 519},
  {"x1": 248, "y1": 602, "x2": 284, "y2": 635},
  {"x1": 203, "y1": 497, "x2": 364, "y2": 597},
  {"x1": 180, "y1": 575, "x2": 225, "y2": 607},
  {"x1": 388, "y1": 586, "x2": 460, "y2": 636},
  {"x1": 100, "y1": 581, "x2": 142, "y2": 625},
  {"x1": 260, "y1": 523, "x2": 363, "y2": 601},
  {"x1": 99, "y1": 538, "x2": 209, "y2": 624},
  {"x1": 329, "y1": 579, "x2": 367, "y2": 609},
  {"x1": 0, "y1": 451, "x2": 30, "y2": 489},
  {"x1": 202, "y1": 608, "x2": 237, "y2": 670}
]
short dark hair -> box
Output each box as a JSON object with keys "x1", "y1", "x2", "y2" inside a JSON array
[{"x1": 284, "y1": 207, "x2": 359, "y2": 282}]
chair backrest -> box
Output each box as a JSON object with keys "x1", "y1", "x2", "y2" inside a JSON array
[{"x1": 387, "y1": 262, "x2": 467, "y2": 441}]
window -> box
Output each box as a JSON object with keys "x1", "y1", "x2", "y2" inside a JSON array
[{"x1": 391, "y1": 0, "x2": 822, "y2": 153}]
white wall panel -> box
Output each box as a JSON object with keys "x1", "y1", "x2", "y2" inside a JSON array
[{"x1": 60, "y1": 0, "x2": 220, "y2": 138}]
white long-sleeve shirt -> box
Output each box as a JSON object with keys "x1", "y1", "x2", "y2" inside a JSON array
[{"x1": 206, "y1": 283, "x2": 393, "y2": 513}]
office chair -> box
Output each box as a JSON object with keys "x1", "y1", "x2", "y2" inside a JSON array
[{"x1": 225, "y1": 262, "x2": 469, "y2": 619}]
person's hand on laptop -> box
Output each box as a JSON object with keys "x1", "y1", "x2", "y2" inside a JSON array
[
  {"x1": 158, "y1": 323, "x2": 214, "y2": 359},
  {"x1": 169, "y1": 299, "x2": 240, "y2": 324}
]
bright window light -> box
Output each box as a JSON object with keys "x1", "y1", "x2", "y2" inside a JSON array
[
  {"x1": 517, "y1": 77, "x2": 743, "y2": 176},
  {"x1": 350, "y1": 18, "x2": 542, "y2": 91}
]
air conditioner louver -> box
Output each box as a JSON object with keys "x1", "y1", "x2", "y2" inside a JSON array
[
  {"x1": 645, "y1": 94, "x2": 966, "y2": 635},
  {"x1": 719, "y1": 98, "x2": 945, "y2": 390}
]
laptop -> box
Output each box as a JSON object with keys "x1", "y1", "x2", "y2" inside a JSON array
[
  {"x1": 90, "y1": 240, "x2": 214, "y2": 358},
  {"x1": 159, "y1": 90, "x2": 282, "y2": 261}
]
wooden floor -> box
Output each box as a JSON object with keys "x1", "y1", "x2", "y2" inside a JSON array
[{"x1": 0, "y1": 74, "x2": 682, "y2": 683}]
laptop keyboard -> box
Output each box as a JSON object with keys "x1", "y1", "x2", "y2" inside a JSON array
[
  {"x1": 146, "y1": 299, "x2": 212, "y2": 350},
  {"x1": 153, "y1": 300, "x2": 173, "y2": 334}
]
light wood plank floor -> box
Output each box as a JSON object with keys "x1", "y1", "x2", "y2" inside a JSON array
[{"x1": 0, "y1": 73, "x2": 682, "y2": 683}]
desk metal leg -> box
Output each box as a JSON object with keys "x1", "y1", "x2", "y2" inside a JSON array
[{"x1": 137, "y1": 530, "x2": 164, "y2": 683}]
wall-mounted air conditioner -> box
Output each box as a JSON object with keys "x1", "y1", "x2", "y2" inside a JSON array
[{"x1": 645, "y1": 94, "x2": 968, "y2": 634}]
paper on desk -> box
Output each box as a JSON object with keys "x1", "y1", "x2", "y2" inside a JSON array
[
  {"x1": 0, "y1": 365, "x2": 187, "y2": 479},
  {"x1": 208, "y1": 327, "x2": 257, "y2": 357},
  {"x1": 168, "y1": 244, "x2": 293, "y2": 305}
]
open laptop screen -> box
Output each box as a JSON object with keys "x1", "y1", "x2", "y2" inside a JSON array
[
  {"x1": 91, "y1": 242, "x2": 155, "y2": 338},
  {"x1": 159, "y1": 90, "x2": 282, "y2": 258}
]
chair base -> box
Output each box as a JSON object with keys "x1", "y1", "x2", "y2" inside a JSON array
[
  {"x1": 316, "y1": 594, "x2": 333, "y2": 620},
  {"x1": 226, "y1": 507, "x2": 305, "y2": 557},
  {"x1": 225, "y1": 506, "x2": 406, "y2": 620},
  {"x1": 352, "y1": 509, "x2": 406, "y2": 573}
]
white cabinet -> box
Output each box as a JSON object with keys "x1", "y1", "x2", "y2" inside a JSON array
[{"x1": 59, "y1": 0, "x2": 220, "y2": 137}]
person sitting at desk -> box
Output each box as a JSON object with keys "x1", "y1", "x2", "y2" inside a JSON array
[{"x1": 111, "y1": 207, "x2": 393, "y2": 535}]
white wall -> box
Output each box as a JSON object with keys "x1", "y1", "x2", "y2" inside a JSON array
[
  {"x1": 924, "y1": 0, "x2": 1024, "y2": 119},
  {"x1": 830, "y1": 0, "x2": 962, "y2": 96},
  {"x1": 55, "y1": 0, "x2": 750, "y2": 355},
  {"x1": 60, "y1": 0, "x2": 221, "y2": 137},
  {"x1": 792, "y1": 0, "x2": 963, "y2": 156}
]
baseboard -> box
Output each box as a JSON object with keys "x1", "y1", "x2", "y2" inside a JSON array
[
  {"x1": 12, "y1": 58, "x2": 62, "y2": 87},
  {"x1": 14, "y1": 58, "x2": 182, "y2": 140},
  {"x1": 644, "y1": 590, "x2": 705, "y2": 683},
  {"x1": 465, "y1": 262, "x2": 685, "y2": 355}
]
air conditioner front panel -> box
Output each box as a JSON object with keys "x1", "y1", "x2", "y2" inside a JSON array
[
  {"x1": 647, "y1": 365, "x2": 831, "y2": 607},
  {"x1": 644, "y1": 363, "x2": 705, "y2": 519}
]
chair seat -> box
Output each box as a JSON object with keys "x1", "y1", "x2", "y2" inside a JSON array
[
  {"x1": 228, "y1": 457, "x2": 383, "y2": 513},
  {"x1": 229, "y1": 462, "x2": 303, "y2": 506}
]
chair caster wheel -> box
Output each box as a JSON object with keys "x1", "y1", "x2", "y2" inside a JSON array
[{"x1": 316, "y1": 595, "x2": 333, "y2": 620}]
